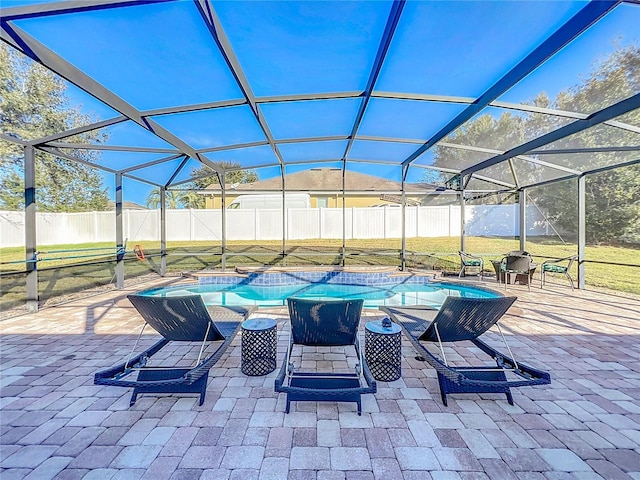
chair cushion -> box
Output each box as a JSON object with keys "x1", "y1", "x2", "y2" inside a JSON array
[
  {"x1": 465, "y1": 260, "x2": 481, "y2": 266},
  {"x1": 543, "y1": 264, "x2": 567, "y2": 273}
]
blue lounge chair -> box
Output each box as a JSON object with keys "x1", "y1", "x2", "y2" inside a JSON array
[
  {"x1": 382, "y1": 296, "x2": 550, "y2": 406},
  {"x1": 95, "y1": 294, "x2": 253, "y2": 406},
  {"x1": 274, "y1": 298, "x2": 376, "y2": 415}
]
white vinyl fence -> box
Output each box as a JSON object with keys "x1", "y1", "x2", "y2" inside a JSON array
[{"x1": 0, "y1": 205, "x2": 547, "y2": 248}]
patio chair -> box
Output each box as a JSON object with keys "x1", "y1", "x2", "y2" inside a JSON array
[
  {"x1": 274, "y1": 298, "x2": 376, "y2": 415},
  {"x1": 458, "y1": 251, "x2": 484, "y2": 280},
  {"x1": 95, "y1": 295, "x2": 254, "y2": 406},
  {"x1": 541, "y1": 255, "x2": 577, "y2": 290},
  {"x1": 502, "y1": 254, "x2": 534, "y2": 291},
  {"x1": 381, "y1": 296, "x2": 550, "y2": 406}
]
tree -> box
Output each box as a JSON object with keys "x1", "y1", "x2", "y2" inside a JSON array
[
  {"x1": 145, "y1": 189, "x2": 184, "y2": 209},
  {"x1": 0, "y1": 44, "x2": 109, "y2": 212},
  {"x1": 190, "y1": 161, "x2": 259, "y2": 190},
  {"x1": 427, "y1": 44, "x2": 640, "y2": 243},
  {"x1": 181, "y1": 161, "x2": 259, "y2": 209}
]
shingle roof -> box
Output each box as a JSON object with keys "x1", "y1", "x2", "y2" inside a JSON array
[{"x1": 209, "y1": 168, "x2": 433, "y2": 192}]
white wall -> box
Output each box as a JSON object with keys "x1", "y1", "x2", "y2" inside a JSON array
[{"x1": 0, "y1": 205, "x2": 547, "y2": 247}]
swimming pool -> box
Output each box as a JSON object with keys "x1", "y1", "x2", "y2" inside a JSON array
[{"x1": 143, "y1": 271, "x2": 498, "y2": 308}]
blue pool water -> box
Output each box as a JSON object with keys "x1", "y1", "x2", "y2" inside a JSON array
[{"x1": 143, "y1": 280, "x2": 498, "y2": 309}]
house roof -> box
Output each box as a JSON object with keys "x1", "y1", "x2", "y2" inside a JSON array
[
  {"x1": 209, "y1": 168, "x2": 436, "y2": 193},
  {"x1": 106, "y1": 201, "x2": 147, "y2": 210}
]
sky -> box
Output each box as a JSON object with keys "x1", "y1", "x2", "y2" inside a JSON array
[{"x1": 3, "y1": 0, "x2": 639, "y2": 207}]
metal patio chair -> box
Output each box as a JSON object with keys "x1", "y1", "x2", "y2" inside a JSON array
[
  {"x1": 541, "y1": 255, "x2": 577, "y2": 290},
  {"x1": 458, "y1": 251, "x2": 484, "y2": 280}
]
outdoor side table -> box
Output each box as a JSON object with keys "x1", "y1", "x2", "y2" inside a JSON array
[
  {"x1": 241, "y1": 318, "x2": 277, "y2": 376},
  {"x1": 365, "y1": 319, "x2": 402, "y2": 382}
]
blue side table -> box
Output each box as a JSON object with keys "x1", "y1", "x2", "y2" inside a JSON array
[
  {"x1": 241, "y1": 318, "x2": 277, "y2": 376},
  {"x1": 365, "y1": 319, "x2": 402, "y2": 382}
]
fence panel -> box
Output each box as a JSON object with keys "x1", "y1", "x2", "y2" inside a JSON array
[
  {"x1": 1, "y1": 211, "x2": 25, "y2": 246},
  {"x1": 288, "y1": 209, "x2": 320, "y2": 240},
  {"x1": 190, "y1": 210, "x2": 222, "y2": 241},
  {"x1": 353, "y1": 208, "x2": 384, "y2": 239},
  {"x1": 1, "y1": 205, "x2": 548, "y2": 247}
]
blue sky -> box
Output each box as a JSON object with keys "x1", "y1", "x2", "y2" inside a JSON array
[{"x1": 6, "y1": 0, "x2": 640, "y2": 206}]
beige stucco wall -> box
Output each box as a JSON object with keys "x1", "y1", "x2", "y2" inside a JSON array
[{"x1": 204, "y1": 194, "x2": 410, "y2": 209}]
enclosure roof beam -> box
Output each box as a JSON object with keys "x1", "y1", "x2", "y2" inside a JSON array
[
  {"x1": 195, "y1": 0, "x2": 286, "y2": 168},
  {"x1": 121, "y1": 172, "x2": 164, "y2": 188},
  {"x1": 39, "y1": 146, "x2": 119, "y2": 175},
  {"x1": 488, "y1": 155, "x2": 640, "y2": 193},
  {"x1": 341, "y1": 0, "x2": 405, "y2": 161},
  {"x1": 0, "y1": 132, "x2": 29, "y2": 146},
  {"x1": 142, "y1": 99, "x2": 247, "y2": 117},
  {"x1": 165, "y1": 156, "x2": 191, "y2": 188},
  {"x1": 1, "y1": 21, "x2": 223, "y2": 174},
  {"x1": 461, "y1": 93, "x2": 640, "y2": 177},
  {"x1": 436, "y1": 142, "x2": 581, "y2": 175},
  {"x1": 45, "y1": 143, "x2": 180, "y2": 153},
  {"x1": 29, "y1": 117, "x2": 128, "y2": 145},
  {"x1": 399, "y1": 0, "x2": 620, "y2": 167},
  {"x1": 529, "y1": 145, "x2": 640, "y2": 154},
  {"x1": 0, "y1": 0, "x2": 175, "y2": 20},
  {"x1": 118, "y1": 154, "x2": 186, "y2": 174}
]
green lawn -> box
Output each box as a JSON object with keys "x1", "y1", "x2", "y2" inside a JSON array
[{"x1": 1, "y1": 237, "x2": 639, "y2": 312}]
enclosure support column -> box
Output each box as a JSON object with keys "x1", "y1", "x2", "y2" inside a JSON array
[
  {"x1": 160, "y1": 187, "x2": 167, "y2": 276},
  {"x1": 341, "y1": 164, "x2": 346, "y2": 267},
  {"x1": 519, "y1": 189, "x2": 527, "y2": 251},
  {"x1": 221, "y1": 173, "x2": 227, "y2": 271},
  {"x1": 281, "y1": 166, "x2": 286, "y2": 266},
  {"x1": 24, "y1": 145, "x2": 38, "y2": 312},
  {"x1": 459, "y1": 190, "x2": 466, "y2": 253},
  {"x1": 115, "y1": 173, "x2": 124, "y2": 289},
  {"x1": 401, "y1": 165, "x2": 408, "y2": 271},
  {"x1": 577, "y1": 175, "x2": 586, "y2": 289}
]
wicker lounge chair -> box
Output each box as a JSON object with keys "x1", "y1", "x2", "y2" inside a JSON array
[
  {"x1": 274, "y1": 298, "x2": 376, "y2": 415},
  {"x1": 381, "y1": 296, "x2": 550, "y2": 406},
  {"x1": 95, "y1": 295, "x2": 254, "y2": 406},
  {"x1": 458, "y1": 251, "x2": 484, "y2": 279},
  {"x1": 541, "y1": 255, "x2": 577, "y2": 290}
]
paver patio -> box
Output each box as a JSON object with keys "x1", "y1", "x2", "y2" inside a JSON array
[{"x1": 1, "y1": 275, "x2": 639, "y2": 479}]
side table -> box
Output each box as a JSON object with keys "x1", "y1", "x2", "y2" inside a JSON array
[
  {"x1": 365, "y1": 319, "x2": 402, "y2": 382},
  {"x1": 241, "y1": 318, "x2": 277, "y2": 376}
]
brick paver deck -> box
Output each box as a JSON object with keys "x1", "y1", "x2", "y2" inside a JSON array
[{"x1": 1, "y1": 276, "x2": 639, "y2": 479}]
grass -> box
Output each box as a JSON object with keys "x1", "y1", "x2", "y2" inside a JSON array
[{"x1": 1, "y1": 237, "x2": 639, "y2": 312}]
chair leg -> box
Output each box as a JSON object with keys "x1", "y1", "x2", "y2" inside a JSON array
[
  {"x1": 459, "y1": 266, "x2": 465, "y2": 278},
  {"x1": 505, "y1": 389, "x2": 514, "y2": 406},
  {"x1": 566, "y1": 273, "x2": 575, "y2": 290},
  {"x1": 438, "y1": 381, "x2": 448, "y2": 407}
]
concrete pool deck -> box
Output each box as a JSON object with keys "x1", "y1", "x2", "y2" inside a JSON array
[{"x1": 1, "y1": 275, "x2": 639, "y2": 479}]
